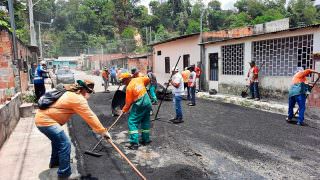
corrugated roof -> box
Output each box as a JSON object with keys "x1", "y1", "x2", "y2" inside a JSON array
[
  {"x1": 149, "y1": 33, "x2": 200, "y2": 46},
  {"x1": 200, "y1": 24, "x2": 320, "y2": 45}
]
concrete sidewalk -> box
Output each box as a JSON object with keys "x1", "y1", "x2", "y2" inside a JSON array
[
  {"x1": 197, "y1": 92, "x2": 289, "y2": 114},
  {"x1": 0, "y1": 117, "x2": 78, "y2": 180}
]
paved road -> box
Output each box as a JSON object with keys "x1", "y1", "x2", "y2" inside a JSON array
[{"x1": 69, "y1": 89, "x2": 320, "y2": 180}]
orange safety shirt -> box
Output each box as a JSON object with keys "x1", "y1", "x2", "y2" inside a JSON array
[
  {"x1": 292, "y1": 69, "x2": 312, "y2": 85},
  {"x1": 101, "y1": 70, "x2": 109, "y2": 79},
  {"x1": 35, "y1": 91, "x2": 106, "y2": 134},
  {"x1": 122, "y1": 77, "x2": 150, "y2": 113},
  {"x1": 181, "y1": 70, "x2": 190, "y2": 83}
]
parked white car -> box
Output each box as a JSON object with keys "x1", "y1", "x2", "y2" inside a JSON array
[{"x1": 56, "y1": 69, "x2": 75, "y2": 85}]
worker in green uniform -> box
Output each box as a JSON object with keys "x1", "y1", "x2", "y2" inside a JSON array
[{"x1": 119, "y1": 72, "x2": 152, "y2": 150}]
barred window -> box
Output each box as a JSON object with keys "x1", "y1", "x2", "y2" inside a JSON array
[
  {"x1": 252, "y1": 34, "x2": 313, "y2": 76},
  {"x1": 222, "y1": 43, "x2": 244, "y2": 75}
]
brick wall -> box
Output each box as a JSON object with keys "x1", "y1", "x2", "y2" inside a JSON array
[
  {"x1": 127, "y1": 58, "x2": 151, "y2": 74},
  {"x1": 0, "y1": 27, "x2": 37, "y2": 103}
]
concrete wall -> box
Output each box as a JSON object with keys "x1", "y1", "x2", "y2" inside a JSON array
[
  {"x1": 153, "y1": 35, "x2": 201, "y2": 84},
  {"x1": 204, "y1": 27, "x2": 320, "y2": 99},
  {"x1": 0, "y1": 93, "x2": 22, "y2": 149}
]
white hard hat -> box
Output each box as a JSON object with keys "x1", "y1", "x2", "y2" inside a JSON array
[{"x1": 40, "y1": 60, "x2": 46, "y2": 65}]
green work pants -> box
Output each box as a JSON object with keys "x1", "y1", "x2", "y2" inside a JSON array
[
  {"x1": 149, "y1": 84, "x2": 158, "y2": 103},
  {"x1": 128, "y1": 93, "x2": 152, "y2": 144}
]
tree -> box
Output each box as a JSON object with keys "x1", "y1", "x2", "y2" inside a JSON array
[
  {"x1": 288, "y1": 0, "x2": 319, "y2": 27},
  {"x1": 252, "y1": 9, "x2": 285, "y2": 25},
  {"x1": 186, "y1": 19, "x2": 200, "y2": 34}
]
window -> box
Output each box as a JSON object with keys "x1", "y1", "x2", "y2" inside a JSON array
[
  {"x1": 165, "y1": 57, "x2": 170, "y2": 73},
  {"x1": 252, "y1": 34, "x2": 313, "y2": 76},
  {"x1": 183, "y1": 54, "x2": 190, "y2": 69},
  {"x1": 222, "y1": 43, "x2": 244, "y2": 75},
  {"x1": 157, "y1": 51, "x2": 161, "y2": 56}
]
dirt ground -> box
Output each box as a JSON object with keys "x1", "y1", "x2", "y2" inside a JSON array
[{"x1": 69, "y1": 91, "x2": 320, "y2": 180}]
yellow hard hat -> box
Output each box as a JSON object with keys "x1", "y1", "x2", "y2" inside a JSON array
[{"x1": 119, "y1": 72, "x2": 132, "y2": 82}]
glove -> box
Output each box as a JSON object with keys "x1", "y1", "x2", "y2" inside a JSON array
[{"x1": 102, "y1": 131, "x2": 112, "y2": 139}]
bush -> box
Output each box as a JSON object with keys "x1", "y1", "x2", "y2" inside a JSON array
[{"x1": 22, "y1": 92, "x2": 37, "y2": 103}]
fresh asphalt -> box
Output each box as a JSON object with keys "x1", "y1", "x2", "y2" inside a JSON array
[{"x1": 69, "y1": 91, "x2": 320, "y2": 180}]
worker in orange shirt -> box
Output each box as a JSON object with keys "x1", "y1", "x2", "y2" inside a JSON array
[
  {"x1": 181, "y1": 67, "x2": 190, "y2": 100},
  {"x1": 287, "y1": 67, "x2": 319, "y2": 126},
  {"x1": 35, "y1": 80, "x2": 110, "y2": 179},
  {"x1": 119, "y1": 72, "x2": 152, "y2": 150},
  {"x1": 101, "y1": 66, "x2": 110, "y2": 92}
]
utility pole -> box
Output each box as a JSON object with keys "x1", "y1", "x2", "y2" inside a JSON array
[
  {"x1": 145, "y1": 27, "x2": 148, "y2": 45},
  {"x1": 149, "y1": 27, "x2": 152, "y2": 44},
  {"x1": 28, "y1": 0, "x2": 39, "y2": 46},
  {"x1": 199, "y1": 10, "x2": 206, "y2": 91}
]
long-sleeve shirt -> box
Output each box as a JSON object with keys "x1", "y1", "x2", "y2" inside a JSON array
[
  {"x1": 122, "y1": 77, "x2": 150, "y2": 113},
  {"x1": 35, "y1": 91, "x2": 106, "y2": 134},
  {"x1": 289, "y1": 69, "x2": 312, "y2": 97},
  {"x1": 292, "y1": 69, "x2": 312, "y2": 85}
]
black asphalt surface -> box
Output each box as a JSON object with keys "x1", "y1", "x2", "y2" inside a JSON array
[{"x1": 69, "y1": 91, "x2": 320, "y2": 180}]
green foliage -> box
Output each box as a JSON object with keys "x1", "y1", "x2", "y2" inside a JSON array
[
  {"x1": 288, "y1": 0, "x2": 319, "y2": 27},
  {"x1": 252, "y1": 9, "x2": 285, "y2": 24},
  {"x1": 186, "y1": 20, "x2": 200, "y2": 34},
  {"x1": 4, "y1": 0, "x2": 320, "y2": 56},
  {"x1": 22, "y1": 92, "x2": 37, "y2": 103}
]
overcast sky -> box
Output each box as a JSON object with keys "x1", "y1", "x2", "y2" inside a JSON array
[{"x1": 139, "y1": 0, "x2": 320, "y2": 12}]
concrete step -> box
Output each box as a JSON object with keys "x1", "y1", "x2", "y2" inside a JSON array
[{"x1": 19, "y1": 103, "x2": 35, "y2": 118}]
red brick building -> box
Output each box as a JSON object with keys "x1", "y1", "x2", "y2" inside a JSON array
[
  {"x1": 86, "y1": 53, "x2": 153, "y2": 74},
  {"x1": 0, "y1": 26, "x2": 39, "y2": 103}
]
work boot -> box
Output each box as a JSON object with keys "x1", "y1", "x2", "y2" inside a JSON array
[
  {"x1": 255, "y1": 98, "x2": 260, "y2": 101},
  {"x1": 58, "y1": 173, "x2": 81, "y2": 180},
  {"x1": 188, "y1": 103, "x2": 195, "y2": 106},
  {"x1": 297, "y1": 122, "x2": 305, "y2": 126},
  {"x1": 286, "y1": 117, "x2": 292, "y2": 122},
  {"x1": 247, "y1": 97, "x2": 254, "y2": 100},
  {"x1": 49, "y1": 162, "x2": 59, "y2": 168},
  {"x1": 126, "y1": 143, "x2": 139, "y2": 150},
  {"x1": 169, "y1": 117, "x2": 177, "y2": 122},
  {"x1": 140, "y1": 140, "x2": 152, "y2": 146},
  {"x1": 172, "y1": 118, "x2": 184, "y2": 124}
]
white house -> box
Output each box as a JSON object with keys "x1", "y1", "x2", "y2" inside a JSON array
[{"x1": 202, "y1": 24, "x2": 320, "y2": 99}]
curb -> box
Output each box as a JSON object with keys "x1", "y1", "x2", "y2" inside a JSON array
[{"x1": 197, "y1": 92, "x2": 291, "y2": 115}]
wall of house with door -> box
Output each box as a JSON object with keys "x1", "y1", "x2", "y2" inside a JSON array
[
  {"x1": 204, "y1": 27, "x2": 320, "y2": 99},
  {"x1": 152, "y1": 35, "x2": 201, "y2": 84}
]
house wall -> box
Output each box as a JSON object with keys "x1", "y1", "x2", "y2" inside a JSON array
[
  {"x1": 153, "y1": 35, "x2": 201, "y2": 84},
  {"x1": 127, "y1": 57, "x2": 152, "y2": 75},
  {"x1": 205, "y1": 27, "x2": 320, "y2": 99},
  {"x1": 0, "y1": 28, "x2": 35, "y2": 103}
]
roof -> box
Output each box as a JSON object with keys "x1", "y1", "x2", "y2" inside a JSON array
[
  {"x1": 200, "y1": 24, "x2": 320, "y2": 45},
  {"x1": 149, "y1": 33, "x2": 200, "y2": 46}
]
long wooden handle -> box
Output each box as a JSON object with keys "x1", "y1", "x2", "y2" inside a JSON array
[
  {"x1": 104, "y1": 138, "x2": 147, "y2": 180},
  {"x1": 154, "y1": 56, "x2": 182, "y2": 120},
  {"x1": 108, "y1": 112, "x2": 123, "y2": 131}
]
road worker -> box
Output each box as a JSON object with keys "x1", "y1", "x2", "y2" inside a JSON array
[
  {"x1": 119, "y1": 72, "x2": 152, "y2": 150},
  {"x1": 35, "y1": 80, "x2": 110, "y2": 179},
  {"x1": 181, "y1": 67, "x2": 190, "y2": 100},
  {"x1": 286, "y1": 67, "x2": 320, "y2": 126},
  {"x1": 34, "y1": 60, "x2": 49, "y2": 101},
  {"x1": 101, "y1": 66, "x2": 110, "y2": 92}
]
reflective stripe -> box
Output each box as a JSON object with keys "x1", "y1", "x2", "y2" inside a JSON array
[
  {"x1": 141, "y1": 129, "x2": 150, "y2": 133},
  {"x1": 128, "y1": 130, "x2": 139, "y2": 134},
  {"x1": 34, "y1": 77, "x2": 43, "y2": 80}
]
